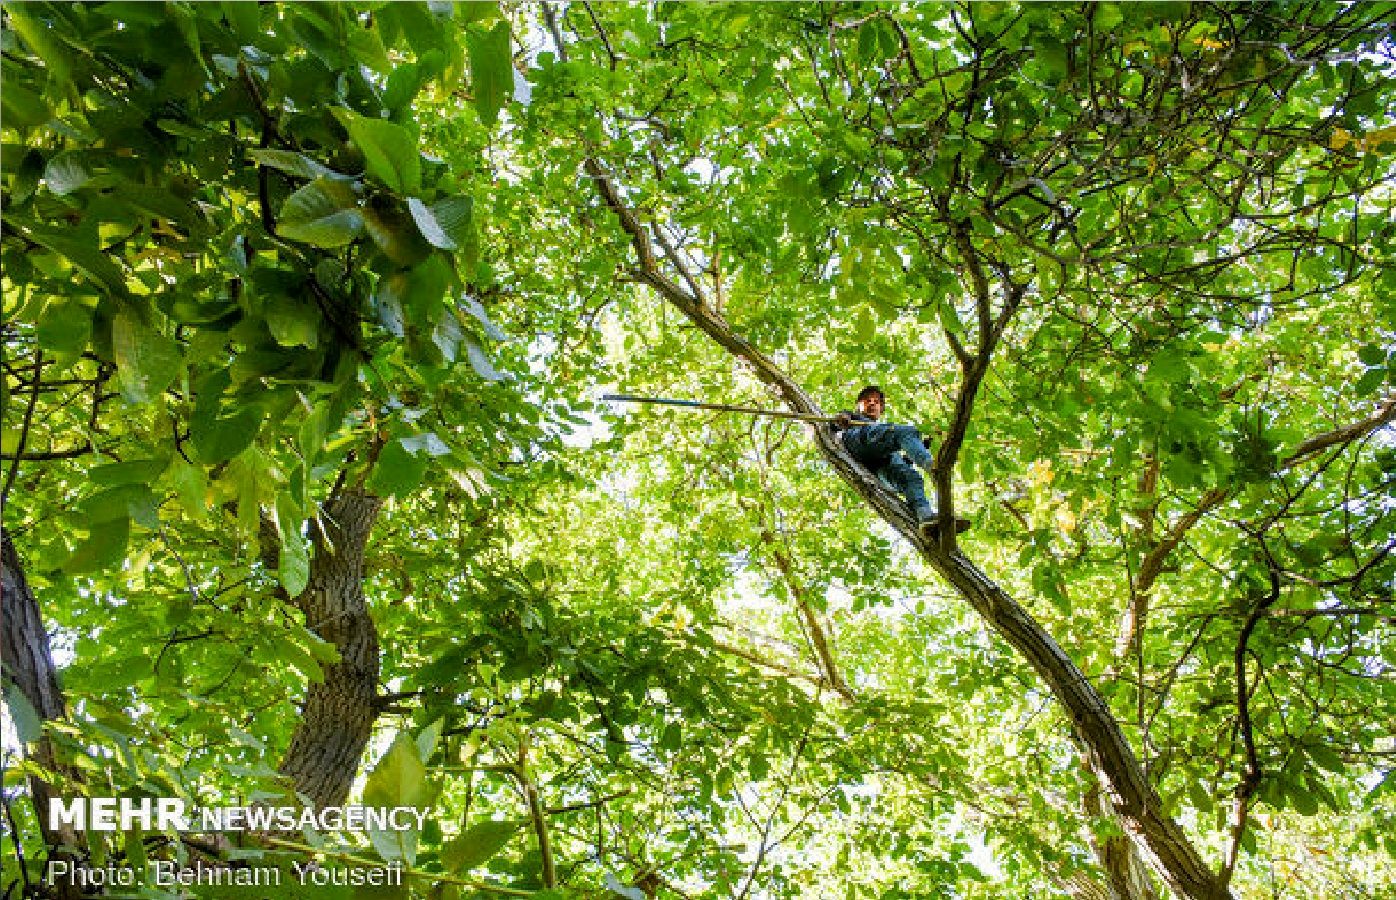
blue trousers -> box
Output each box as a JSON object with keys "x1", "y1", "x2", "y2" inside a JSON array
[{"x1": 841, "y1": 424, "x2": 934, "y2": 514}]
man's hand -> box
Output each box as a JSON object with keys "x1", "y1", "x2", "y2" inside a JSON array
[{"x1": 834, "y1": 413, "x2": 852, "y2": 429}]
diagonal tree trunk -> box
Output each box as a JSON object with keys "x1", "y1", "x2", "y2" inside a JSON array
[
  {"x1": 277, "y1": 491, "x2": 384, "y2": 808},
  {"x1": 1074, "y1": 757, "x2": 1161, "y2": 900},
  {"x1": 2, "y1": 527, "x2": 85, "y2": 898}
]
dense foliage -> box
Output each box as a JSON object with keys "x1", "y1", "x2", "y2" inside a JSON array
[{"x1": 3, "y1": 3, "x2": 1394, "y2": 899}]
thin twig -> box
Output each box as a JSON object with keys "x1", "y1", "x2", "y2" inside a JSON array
[{"x1": 2, "y1": 349, "x2": 43, "y2": 512}]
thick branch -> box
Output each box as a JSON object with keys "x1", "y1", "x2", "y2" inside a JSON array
[
  {"x1": 1117, "y1": 488, "x2": 1229, "y2": 657},
  {"x1": 1282, "y1": 394, "x2": 1395, "y2": 467},
  {"x1": 767, "y1": 540, "x2": 855, "y2": 702},
  {"x1": 277, "y1": 490, "x2": 384, "y2": 808},
  {"x1": 517, "y1": 736, "x2": 557, "y2": 890}
]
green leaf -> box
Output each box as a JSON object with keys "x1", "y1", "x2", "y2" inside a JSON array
[
  {"x1": 90, "y1": 457, "x2": 170, "y2": 486},
  {"x1": 466, "y1": 21, "x2": 512, "y2": 126},
  {"x1": 1095, "y1": 4, "x2": 1124, "y2": 30},
  {"x1": 430, "y1": 196, "x2": 474, "y2": 248},
  {"x1": 1357, "y1": 344, "x2": 1386, "y2": 366},
  {"x1": 401, "y1": 433, "x2": 451, "y2": 457},
  {"x1": 459, "y1": 2, "x2": 500, "y2": 24},
  {"x1": 857, "y1": 22, "x2": 879, "y2": 64},
  {"x1": 441, "y1": 819, "x2": 521, "y2": 873},
  {"x1": 460, "y1": 294, "x2": 505, "y2": 340},
  {"x1": 432, "y1": 307, "x2": 463, "y2": 363},
  {"x1": 292, "y1": 629, "x2": 338, "y2": 668},
  {"x1": 363, "y1": 201, "x2": 433, "y2": 266},
  {"x1": 220, "y1": 0, "x2": 260, "y2": 41},
  {"x1": 280, "y1": 536, "x2": 311, "y2": 597},
  {"x1": 113, "y1": 312, "x2": 183, "y2": 404},
  {"x1": 265, "y1": 298, "x2": 322, "y2": 349},
  {"x1": 247, "y1": 149, "x2": 344, "y2": 181},
  {"x1": 366, "y1": 439, "x2": 430, "y2": 498},
  {"x1": 10, "y1": 150, "x2": 45, "y2": 203},
  {"x1": 22, "y1": 224, "x2": 127, "y2": 296},
  {"x1": 62, "y1": 517, "x2": 131, "y2": 573},
  {"x1": 333, "y1": 109, "x2": 422, "y2": 194},
  {"x1": 272, "y1": 634, "x2": 323, "y2": 683},
  {"x1": 1, "y1": 82, "x2": 50, "y2": 129},
  {"x1": 299, "y1": 401, "x2": 335, "y2": 462},
  {"x1": 1288, "y1": 780, "x2": 1320, "y2": 817},
  {"x1": 347, "y1": 20, "x2": 392, "y2": 75},
  {"x1": 364, "y1": 733, "x2": 432, "y2": 808},
  {"x1": 407, "y1": 197, "x2": 455, "y2": 249},
  {"x1": 937, "y1": 296, "x2": 964, "y2": 336},
  {"x1": 1307, "y1": 744, "x2": 1346, "y2": 775},
  {"x1": 44, "y1": 151, "x2": 90, "y2": 196},
  {"x1": 1356, "y1": 368, "x2": 1386, "y2": 395},
  {"x1": 278, "y1": 177, "x2": 365, "y2": 247},
  {"x1": 381, "y1": 2, "x2": 447, "y2": 56},
  {"x1": 2, "y1": 683, "x2": 45, "y2": 744},
  {"x1": 81, "y1": 484, "x2": 159, "y2": 529},
  {"x1": 36, "y1": 299, "x2": 94, "y2": 354},
  {"x1": 169, "y1": 459, "x2": 209, "y2": 521},
  {"x1": 192, "y1": 407, "x2": 266, "y2": 465},
  {"x1": 6, "y1": 5, "x2": 74, "y2": 92},
  {"x1": 855, "y1": 308, "x2": 875, "y2": 343},
  {"x1": 416, "y1": 719, "x2": 444, "y2": 763},
  {"x1": 277, "y1": 493, "x2": 310, "y2": 597},
  {"x1": 465, "y1": 340, "x2": 503, "y2": 382}
]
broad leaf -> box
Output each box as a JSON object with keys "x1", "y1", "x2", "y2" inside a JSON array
[
  {"x1": 112, "y1": 312, "x2": 183, "y2": 404},
  {"x1": 334, "y1": 109, "x2": 422, "y2": 194},
  {"x1": 407, "y1": 197, "x2": 456, "y2": 249},
  {"x1": 278, "y1": 177, "x2": 364, "y2": 247},
  {"x1": 466, "y1": 21, "x2": 511, "y2": 125},
  {"x1": 441, "y1": 819, "x2": 521, "y2": 873}
]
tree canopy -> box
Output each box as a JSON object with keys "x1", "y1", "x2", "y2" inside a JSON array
[{"x1": 3, "y1": 2, "x2": 1394, "y2": 899}]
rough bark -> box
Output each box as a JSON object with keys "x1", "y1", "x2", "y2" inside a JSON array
[
  {"x1": 583, "y1": 159, "x2": 1233, "y2": 899},
  {"x1": 277, "y1": 491, "x2": 383, "y2": 808},
  {"x1": 1079, "y1": 760, "x2": 1161, "y2": 900},
  {"x1": 1, "y1": 528, "x2": 82, "y2": 852},
  {"x1": 1282, "y1": 394, "x2": 1395, "y2": 467}
]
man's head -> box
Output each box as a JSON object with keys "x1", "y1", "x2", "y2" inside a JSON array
[{"x1": 855, "y1": 385, "x2": 885, "y2": 420}]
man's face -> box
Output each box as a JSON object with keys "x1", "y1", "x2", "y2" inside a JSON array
[{"x1": 856, "y1": 392, "x2": 884, "y2": 420}]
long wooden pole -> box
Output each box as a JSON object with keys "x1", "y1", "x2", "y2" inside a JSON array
[{"x1": 602, "y1": 393, "x2": 839, "y2": 424}]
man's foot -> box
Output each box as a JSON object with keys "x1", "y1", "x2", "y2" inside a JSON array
[{"x1": 917, "y1": 515, "x2": 971, "y2": 540}]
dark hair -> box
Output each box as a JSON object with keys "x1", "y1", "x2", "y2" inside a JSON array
[{"x1": 856, "y1": 385, "x2": 884, "y2": 403}]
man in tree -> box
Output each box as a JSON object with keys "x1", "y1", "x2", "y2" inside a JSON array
[{"x1": 834, "y1": 386, "x2": 969, "y2": 539}]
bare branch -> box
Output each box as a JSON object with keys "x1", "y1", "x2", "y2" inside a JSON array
[{"x1": 1282, "y1": 394, "x2": 1396, "y2": 467}]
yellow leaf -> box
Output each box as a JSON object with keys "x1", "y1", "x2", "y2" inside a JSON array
[{"x1": 1330, "y1": 124, "x2": 1396, "y2": 154}]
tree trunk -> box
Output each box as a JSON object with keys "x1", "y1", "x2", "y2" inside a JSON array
[
  {"x1": 1, "y1": 528, "x2": 82, "y2": 852},
  {"x1": 847, "y1": 475, "x2": 1228, "y2": 900},
  {"x1": 1079, "y1": 756, "x2": 1161, "y2": 900},
  {"x1": 277, "y1": 492, "x2": 383, "y2": 808}
]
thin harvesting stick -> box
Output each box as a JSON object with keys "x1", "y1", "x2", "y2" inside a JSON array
[{"x1": 602, "y1": 394, "x2": 839, "y2": 424}]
